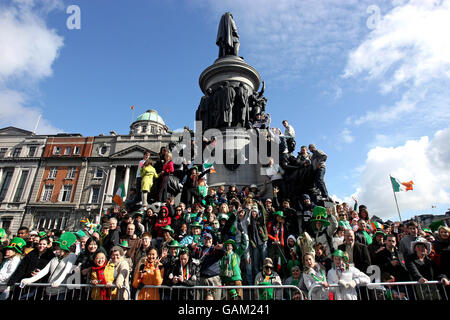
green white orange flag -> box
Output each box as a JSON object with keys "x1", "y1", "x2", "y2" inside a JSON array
[
  {"x1": 203, "y1": 163, "x2": 216, "y2": 173},
  {"x1": 390, "y1": 176, "x2": 414, "y2": 192},
  {"x1": 112, "y1": 182, "x2": 125, "y2": 206}
]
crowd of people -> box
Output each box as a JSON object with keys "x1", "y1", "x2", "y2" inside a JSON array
[{"x1": 0, "y1": 120, "x2": 449, "y2": 301}]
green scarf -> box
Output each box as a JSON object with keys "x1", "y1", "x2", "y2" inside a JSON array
[
  {"x1": 363, "y1": 230, "x2": 373, "y2": 245},
  {"x1": 221, "y1": 252, "x2": 237, "y2": 278}
]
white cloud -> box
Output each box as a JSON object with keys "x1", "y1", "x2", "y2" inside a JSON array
[
  {"x1": 0, "y1": 0, "x2": 64, "y2": 132},
  {"x1": 347, "y1": 127, "x2": 450, "y2": 220},
  {"x1": 339, "y1": 128, "x2": 354, "y2": 144},
  {"x1": 344, "y1": 0, "x2": 450, "y2": 126},
  {"x1": 0, "y1": 89, "x2": 62, "y2": 134}
]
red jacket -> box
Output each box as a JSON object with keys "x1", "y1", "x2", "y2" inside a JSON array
[
  {"x1": 154, "y1": 207, "x2": 172, "y2": 238},
  {"x1": 162, "y1": 161, "x2": 174, "y2": 175}
]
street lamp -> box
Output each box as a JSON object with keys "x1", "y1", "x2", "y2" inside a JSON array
[{"x1": 96, "y1": 166, "x2": 111, "y2": 225}]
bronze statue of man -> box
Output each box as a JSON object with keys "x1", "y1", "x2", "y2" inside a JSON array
[
  {"x1": 216, "y1": 12, "x2": 240, "y2": 58},
  {"x1": 234, "y1": 83, "x2": 250, "y2": 128},
  {"x1": 215, "y1": 81, "x2": 236, "y2": 127}
]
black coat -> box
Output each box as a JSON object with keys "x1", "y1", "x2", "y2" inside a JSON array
[
  {"x1": 375, "y1": 247, "x2": 409, "y2": 281},
  {"x1": 405, "y1": 253, "x2": 447, "y2": 281},
  {"x1": 338, "y1": 242, "x2": 371, "y2": 274},
  {"x1": 102, "y1": 229, "x2": 120, "y2": 256},
  {"x1": 8, "y1": 248, "x2": 55, "y2": 286}
]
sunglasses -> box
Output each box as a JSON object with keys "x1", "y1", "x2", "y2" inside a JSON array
[{"x1": 264, "y1": 266, "x2": 273, "y2": 269}]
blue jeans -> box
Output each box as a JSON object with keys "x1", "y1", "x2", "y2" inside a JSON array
[{"x1": 251, "y1": 242, "x2": 268, "y2": 284}]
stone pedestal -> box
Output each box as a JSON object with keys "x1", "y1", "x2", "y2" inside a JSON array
[
  {"x1": 197, "y1": 56, "x2": 273, "y2": 190},
  {"x1": 199, "y1": 55, "x2": 261, "y2": 94}
]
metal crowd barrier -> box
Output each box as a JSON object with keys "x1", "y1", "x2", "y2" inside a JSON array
[
  {"x1": 9, "y1": 283, "x2": 130, "y2": 301},
  {"x1": 307, "y1": 281, "x2": 449, "y2": 301},
  {"x1": 135, "y1": 285, "x2": 305, "y2": 301}
]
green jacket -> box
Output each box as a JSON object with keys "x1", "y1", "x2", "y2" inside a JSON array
[{"x1": 219, "y1": 235, "x2": 247, "y2": 282}]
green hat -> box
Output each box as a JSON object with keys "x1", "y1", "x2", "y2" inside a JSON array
[
  {"x1": 162, "y1": 225, "x2": 175, "y2": 234},
  {"x1": 373, "y1": 229, "x2": 387, "y2": 238},
  {"x1": 119, "y1": 240, "x2": 130, "y2": 249},
  {"x1": 332, "y1": 249, "x2": 349, "y2": 262},
  {"x1": 311, "y1": 206, "x2": 330, "y2": 228},
  {"x1": 54, "y1": 232, "x2": 77, "y2": 251},
  {"x1": 5, "y1": 237, "x2": 26, "y2": 254},
  {"x1": 0, "y1": 228, "x2": 6, "y2": 239},
  {"x1": 168, "y1": 240, "x2": 181, "y2": 248},
  {"x1": 218, "y1": 214, "x2": 229, "y2": 221},
  {"x1": 38, "y1": 231, "x2": 47, "y2": 239},
  {"x1": 190, "y1": 222, "x2": 203, "y2": 230},
  {"x1": 429, "y1": 220, "x2": 446, "y2": 233},
  {"x1": 74, "y1": 230, "x2": 86, "y2": 239},
  {"x1": 422, "y1": 228, "x2": 432, "y2": 234},
  {"x1": 223, "y1": 239, "x2": 237, "y2": 251},
  {"x1": 133, "y1": 210, "x2": 144, "y2": 218},
  {"x1": 273, "y1": 211, "x2": 285, "y2": 218}
]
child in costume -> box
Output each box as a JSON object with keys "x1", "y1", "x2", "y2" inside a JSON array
[
  {"x1": 326, "y1": 249, "x2": 370, "y2": 300},
  {"x1": 219, "y1": 234, "x2": 248, "y2": 299}
]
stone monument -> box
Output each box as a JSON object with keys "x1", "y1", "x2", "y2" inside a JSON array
[{"x1": 195, "y1": 12, "x2": 275, "y2": 189}]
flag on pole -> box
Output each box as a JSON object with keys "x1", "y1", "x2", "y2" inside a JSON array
[
  {"x1": 112, "y1": 182, "x2": 125, "y2": 206},
  {"x1": 390, "y1": 176, "x2": 414, "y2": 192},
  {"x1": 130, "y1": 105, "x2": 134, "y2": 110},
  {"x1": 203, "y1": 163, "x2": 216, "y2": 173}
]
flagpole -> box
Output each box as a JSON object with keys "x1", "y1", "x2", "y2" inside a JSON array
[{"x1": 389, "y1": 175, "x2": 403, "y2": 223}]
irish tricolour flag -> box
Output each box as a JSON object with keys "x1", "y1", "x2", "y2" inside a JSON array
[
  {"x1": 390, "y1": 176, "x2": 414, "y2": 192},
  {"x1": 203, "y1": 163, "x2": 216, "y2": 173},
  {"x1": 112, "y1": 182, "x2": 125, "y2": 206}
]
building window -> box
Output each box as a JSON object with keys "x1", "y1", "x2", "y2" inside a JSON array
[
  {"x1": 28, "y1": 146, "x2": 37, "y2": 157},
  {"x1": 64, "y1": 147, "x2": 72, "y2": 155},
  {"x1": 94, "y1": 167, "x2": 103, "y2": 179},
  {"x1": 0, "y1": 148, "x2": 7, "y2": 158},
  {"x1": 66, "y1": 167, "x2": 76, "y2": 179},
  {"x1": 12, "y1": 147, "x2": 22, "y2": 157},
  {"x1": 48, "y1": 167, "x2": 58, "y2": 179},
  {"x1": 13, "y1": 170, "x2": 29, "y2": 202},
  {"x1": 91, "y1": 186, "x2": 100, "y2": 203},
  {"x1": 99, "y1": 146, "x2": 108, "y2": 155},
  {"x1": 142, "y1": 125, "x2": 148, "y2": 133},
  {"x1": 53, "y1": 146, "x2": 61, "y2": 155},
  {"x1": 1, "y1": 218, "x2": 12, "y2": 232},
  {"x1": 60, "y1": 185, "x2": 73, "y2": 202},
  {"x1": 41, "y1": 185, "x2": 53, "y2": 202},
  {"x1": 36, "y1": 217, "x2": 45, "y2": 229},
  {"x1": 74, "y1": 146, "x2": 81, "y2": 155}
]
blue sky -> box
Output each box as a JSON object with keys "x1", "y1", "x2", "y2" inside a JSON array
[{"x1": 1, "y1": 0, "x2": 449, "y2": 222}]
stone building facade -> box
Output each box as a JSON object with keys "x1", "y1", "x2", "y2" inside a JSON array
[
  {"x1": 0, "y1": 109, "x2": 173, "y2": 235},
  {"x1": 25, "y1": 135, "x2": 94, "y2": 232},
  {"x1": 0, "y1": 127, "x2": 47, "y2": 236}
]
